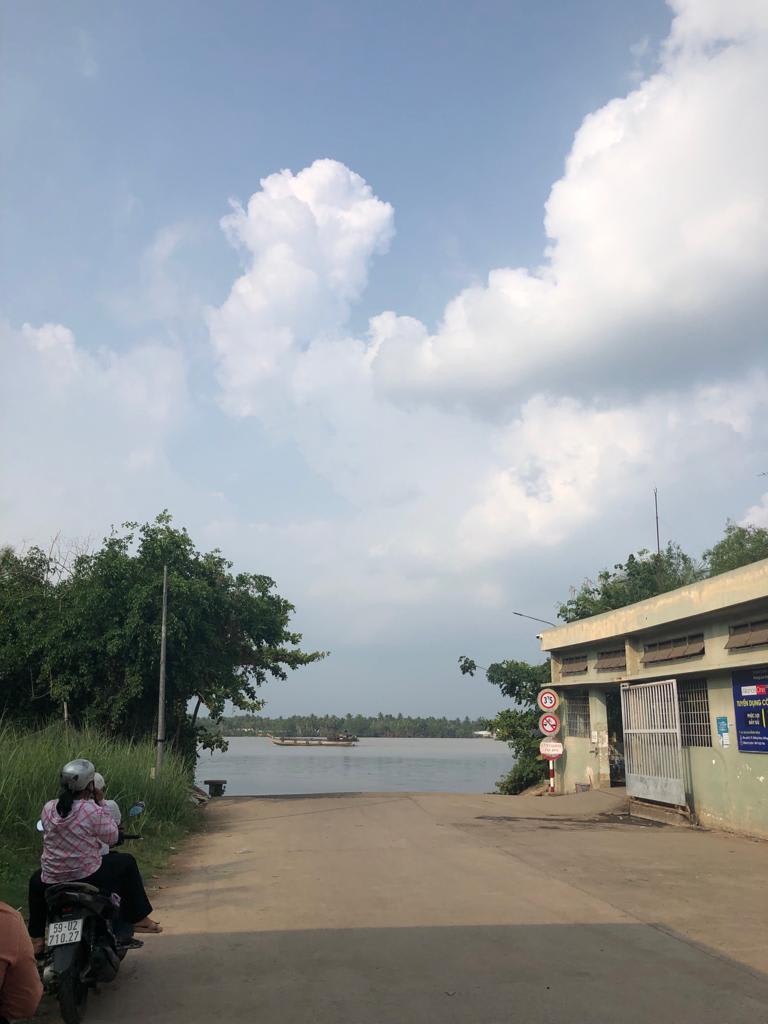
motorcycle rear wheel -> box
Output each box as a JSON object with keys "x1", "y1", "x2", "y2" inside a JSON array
[{"x1": 56, "y1": 951, "x2": 89, "y2": 1024}]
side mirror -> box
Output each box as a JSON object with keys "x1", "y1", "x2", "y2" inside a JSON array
[
  {"x1": 128, "y1": 802, "x2": 145, "y2": 818},
  {"x1": 36, "y1": 820, "x2": 44, "y2": 833}
]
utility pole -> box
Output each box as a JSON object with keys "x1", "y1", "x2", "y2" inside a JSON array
[
  {"x1": 654, "y1": 487, "x2": 661, "y2": 556},
  {"x1": 156, "y1": 564, "x2": 168, "y2": 774}
]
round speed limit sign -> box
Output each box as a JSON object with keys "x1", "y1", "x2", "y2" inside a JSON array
[
  {"x1": 538, "y1": 712, "x2": 561, "y2": 736},
  {"x1": 537, "y1": 688, "x2": 560, "y2": 712}
]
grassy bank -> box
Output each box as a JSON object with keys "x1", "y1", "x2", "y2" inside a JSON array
[{"x1": 0, "y1": 723, "x2": 198, "y2": 914}]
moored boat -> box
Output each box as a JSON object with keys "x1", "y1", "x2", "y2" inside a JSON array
[{"x1": 270, "y1": 733, "x2": 358, "y2": 747}]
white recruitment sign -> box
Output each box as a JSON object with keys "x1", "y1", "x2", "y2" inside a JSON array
[
  {"x1": 537, "y1": 688, "x2": 560, "y2": 712},
  {"x1": 539, "y1": 739, "x2": 564, "y2": 760}
]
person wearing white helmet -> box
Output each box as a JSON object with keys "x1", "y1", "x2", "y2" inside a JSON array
[{"x1": 27, "y1": 759, "x2": 161, "y2": 951}]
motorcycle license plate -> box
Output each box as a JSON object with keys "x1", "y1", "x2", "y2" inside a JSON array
[{"x1": 47, "y1": 918, "x2": 84, "y2": 946}]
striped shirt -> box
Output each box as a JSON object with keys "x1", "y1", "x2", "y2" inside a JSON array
[{"x1": 40, "y1": 798, "x2": 119, "y2": 883}]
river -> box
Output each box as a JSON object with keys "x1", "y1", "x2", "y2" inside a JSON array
[{"x1": 195, "y1": 736, "x2": 513, "y2": 795}]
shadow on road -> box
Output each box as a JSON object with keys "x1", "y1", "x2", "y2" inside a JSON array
[{"x1": 34, "y1": 921, "x2": 768, "y2": 1024}]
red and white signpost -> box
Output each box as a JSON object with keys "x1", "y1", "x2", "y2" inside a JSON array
[{"x1": 536, "y1": 690, "x2": 561, "y2": 795}]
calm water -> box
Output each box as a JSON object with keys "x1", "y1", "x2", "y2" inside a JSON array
[{"x1": 196, "y1": 736, "x2": 513, "y2": 795}]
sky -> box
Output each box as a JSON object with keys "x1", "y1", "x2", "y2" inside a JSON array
[{"x1": 2, "y1": 0, "x2": 767, "y2": 719}]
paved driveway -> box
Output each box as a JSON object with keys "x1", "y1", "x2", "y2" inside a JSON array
[{"x1": 35, "y1": 790, "x2": 768, "y2": 1023}]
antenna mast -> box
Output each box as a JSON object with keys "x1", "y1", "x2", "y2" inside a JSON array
[{"x1": 654, "y1": 487, "x2": 661, "y2": 556}]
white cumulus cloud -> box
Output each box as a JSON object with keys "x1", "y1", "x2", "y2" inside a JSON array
[
  {"x1": 369, "y1": 0, "x2": 768, "y2": 404},
  {"x1": 5, "y1": 0, "x2": 768, "y2": 668},
  {"x1": 0, "y1": 323, "x2": 188, "y2": 542},
  {"x1": 208, "y1": 159, "x2": 394, "y2": 416},
  {"x1": 202, "y1": 0, "x2": 768, "y2": 620}
]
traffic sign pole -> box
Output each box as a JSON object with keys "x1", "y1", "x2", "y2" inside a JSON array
[{"x1": 537, "y1": 692, "x2": 561, "y2": 796}]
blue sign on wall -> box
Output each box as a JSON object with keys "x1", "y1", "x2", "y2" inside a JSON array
[
  {"x1": 732, "y1": 667, "x2": 768, "y2": 753},
  {"x1": 716, "y1": 716, "x2": 729, "y2": 736}
]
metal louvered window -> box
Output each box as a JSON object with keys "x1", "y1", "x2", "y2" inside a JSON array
[
  {"x1": 597, "y1": 648, "x2": 627, "y2": 671},
  {"x1": 642, "y1": 633, "x2": 705, "y2": 665},
  {"x1": 566, "y1": 691, "x2": 591, "y2": 738},
  {"x1": 562, "y1": 654, "x2": 588, "y2": 676},
  {"x1": 726, "y1": 619, "x2": 768, "y2": 650},
  {"x1": 677, "y1": 679, "x2": 712, "y2": 747}
]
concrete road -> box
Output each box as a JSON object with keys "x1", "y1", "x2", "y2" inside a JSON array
[{"x1": 36, "y1": 790, "x2": 768, "y2": 1023}]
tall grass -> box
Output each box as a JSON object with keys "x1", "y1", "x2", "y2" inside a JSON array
[{"x1": 0, "y1": 722, "x2": 198, "y2": 911}]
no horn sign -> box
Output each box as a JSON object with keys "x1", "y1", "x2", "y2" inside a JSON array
[{"x1": 539, "y1": 712, "x2": 561, "y2": 736}]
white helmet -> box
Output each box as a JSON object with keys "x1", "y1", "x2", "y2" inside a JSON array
[{"x1": 60, "y1": 758, "x2": 95, "y2": 793}]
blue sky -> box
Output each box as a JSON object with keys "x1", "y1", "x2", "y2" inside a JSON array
[
  {"x1": 3, "y1": 1, "x2": 670, "y2": 336},
  {"x1": 2, "y1": 1, "x2": 767, "y2": 718}
]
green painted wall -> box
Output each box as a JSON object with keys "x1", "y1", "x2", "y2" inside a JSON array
[
  {"x1": 557, "y1": 687, "x2": 610, "y2": 793},
  {"x1": 685, "y1": 671, "x2": 768, "y2": 837},
  {"x1": 558, "y1": 735, "x2": 592, "y2": 792}
]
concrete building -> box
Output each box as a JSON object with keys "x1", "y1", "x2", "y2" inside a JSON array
[{"x1": 538, "y1": 558, "x2": 768, "y2": 836}]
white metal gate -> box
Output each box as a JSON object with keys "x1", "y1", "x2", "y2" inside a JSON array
[{"x1": 620, "y1": 679, "x2": 685, "y2": 806}]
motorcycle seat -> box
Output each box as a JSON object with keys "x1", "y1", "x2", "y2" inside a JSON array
[{"x1": 47, "y1": 882, "x2": 102, "y2": 896}]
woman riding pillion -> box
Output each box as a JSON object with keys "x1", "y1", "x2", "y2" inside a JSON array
[
  {"x1": 93, "y1": 773, "x2": 122, "y2": 850},
  {"x1": 28, "y1": 759, "x2": 161, "y2": 952}
]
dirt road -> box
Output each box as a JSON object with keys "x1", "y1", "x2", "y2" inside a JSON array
[{"x1": 38, "y1": 790, "x2": 768, "y2": 1023}]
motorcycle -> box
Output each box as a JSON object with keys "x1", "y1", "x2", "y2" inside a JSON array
[{"x1": 36, "y1": 802, "x2": 146, "y2": 1024}]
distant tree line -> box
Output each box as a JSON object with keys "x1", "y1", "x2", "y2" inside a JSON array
[{"x1": 205, "y1": 713, "x2": 491, "y2": 739}]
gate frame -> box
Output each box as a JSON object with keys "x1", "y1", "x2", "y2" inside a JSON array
[{"x1": 620, "y1": 678, "x2": 686, "y2": 807}]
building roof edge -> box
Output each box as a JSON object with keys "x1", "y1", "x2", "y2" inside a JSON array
[{"x1": 539, "y1": 557, "x2": 768, "y2": 653}]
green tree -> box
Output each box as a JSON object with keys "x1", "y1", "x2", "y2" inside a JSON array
[
  {"x1": 459, "y1": 656, "x2": 550, "y2": 794},
  {"x1": 557, "y1": 542, "x2": 704, "y2": 622},
  {"x1": 704, "y1": 520, "x2": 768, "y2": 576},
  {"x1": 0, "y1": 546, "x2": 60, "y2": 724},
  {"x1": 1, "y1": 513, "x2": 326, "y2": 755}
]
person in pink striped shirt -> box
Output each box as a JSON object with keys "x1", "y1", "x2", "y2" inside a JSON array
[
  {"x1": 39, "y1": 788, "x2": 119, "y2": 883},
  {"x1": 28, "y1": 759, "x2": 161, "y2": 951}
]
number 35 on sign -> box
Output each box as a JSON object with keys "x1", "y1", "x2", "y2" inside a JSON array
[{"x1": 537, "y1": 688, "x2": 560, "y2": 712}]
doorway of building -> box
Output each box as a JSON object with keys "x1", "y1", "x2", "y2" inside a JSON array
[{"x1": 606, "y1": 686, "x2": 625, "y2": 786}]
